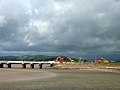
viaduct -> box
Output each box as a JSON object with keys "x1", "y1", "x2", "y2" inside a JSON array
[{"x1": 0, "y1": 61, "x2": 57, "y2": 69}]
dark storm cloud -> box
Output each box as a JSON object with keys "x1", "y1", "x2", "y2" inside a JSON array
[{"x1": 0, "y1": 0, "x2": 120, "y2": 56}]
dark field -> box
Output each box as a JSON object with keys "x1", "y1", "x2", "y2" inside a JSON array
[{"x1": 0, "y1": 69, "x2": 120, "y2": 90}]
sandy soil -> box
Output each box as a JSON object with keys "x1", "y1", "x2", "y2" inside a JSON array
[
  {"x1": 0, "y1": 68, "x2": 55, "y2": 82},
  {"x1": 53, "y1": 63, "x2": 120, "y2": 73},
  {"x1": 0, "y1": 69, "x2": 120, "y2": 90}
]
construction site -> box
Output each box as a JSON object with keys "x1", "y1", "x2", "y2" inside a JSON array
[
  {"x1": 0, "y1": 55, "x2": 120, "y2": 72},
  {"x1": 0, "y1": 55, "x2": 120, "y2": 90}
]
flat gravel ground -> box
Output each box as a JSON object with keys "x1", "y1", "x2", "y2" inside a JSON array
[{"x1": 0, "y1": 69, "x2": 120, "y2": 90}]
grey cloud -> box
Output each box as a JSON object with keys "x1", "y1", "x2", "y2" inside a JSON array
[{"x1": 0, "y1": 0, "x2": 120, "y2": 56}]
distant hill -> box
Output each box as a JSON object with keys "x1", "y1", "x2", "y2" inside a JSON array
[
  {"x1": 0, "y1": 55, "x2": 56, "y2": 61},
  {"x1": 0, "y1": 56, "x2": 19, "y2": 61},
  {"x1": 17, "y1": 55, "x2": 56, "y2": 61},
  {"x1": 0, "y1": 55, "x2": 78, "y2": 62}
]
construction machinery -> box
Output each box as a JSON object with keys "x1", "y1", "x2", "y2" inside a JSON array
[
  {"x1": 95, "y1": 56, "x2": 109, "y2": 64},
  {"x1": 95, "y1": 60, "x2": 102, "y2": 63},
  {"x1": 54, "y1": 56, "x2": 74, "y2": 63},
  {"x1": 67, "y1": 57, "x2": 74, "y2": 62},
  {"x1": 54, "y1": 56, "x2": 63, "y2": 64},
  {"x1": 100, "y1": 56, "x2": 109, "y2": 64}
]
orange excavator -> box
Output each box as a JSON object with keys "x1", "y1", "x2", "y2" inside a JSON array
[
  {"x1": 54, "y1": 56, "x2": 74, "y2": 64},
  {"x1": 54, "y1": 56, "x2": 63, "y2": 64}
]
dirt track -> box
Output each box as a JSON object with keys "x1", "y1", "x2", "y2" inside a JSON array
[
  {"x1": 0, "y1": 68, "x2": 55, "y2": 82},
  {"x1": 0, "y1": 68, "x2": 120, "y2": 90}
]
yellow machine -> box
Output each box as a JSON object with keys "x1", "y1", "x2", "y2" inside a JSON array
[
  {"x1": 100, "y1": 56, "x2": 109, "y2": 64},
  {"x1": 54, "y1": 56, "x2": 74, "y2": 63},
  {"x1": 67, "y1": 57, "x2": 74, "y2": 62}
]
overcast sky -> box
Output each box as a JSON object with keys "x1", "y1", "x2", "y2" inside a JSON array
[{"x1": 0, "y1": 0, "x2": 120, "y2": 57}]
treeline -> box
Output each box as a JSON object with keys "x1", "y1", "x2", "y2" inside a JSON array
[
  {"x1": 0, "y1": 55, "x2": 79, "y2": 62},
  {"x1": 0, "y1": 55, "x2": 54, "y2": 61},
  {"x1": 0, "y1": 56, "x2": 19, "y2": 61}
]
